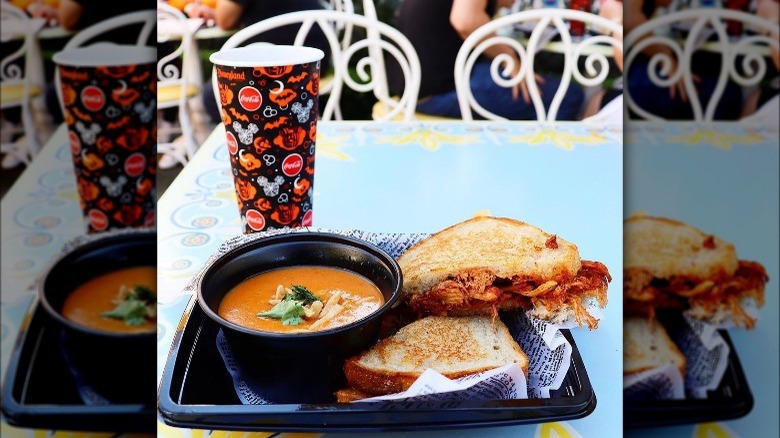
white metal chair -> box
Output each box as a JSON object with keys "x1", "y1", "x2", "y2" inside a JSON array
[
  {"x1": 454, "y1": 9, "x2": 623, "y2": 121},
  {"x1": 323, "y1": 0, "x2": 356, "y2": 52},
  {"x1": 55, "y1": 10, "x2": 157, "y2": 111},
  {"x1": 1, "y1": 2, "x2": 45, "y2": 167},
  {"x1": 624, "y1": 9, "x2": 779, "y2": 122},
  {"x1": 212, "y1": 10, "x2": 421, "y2": 121},
  {"x1": 62, "y1": 10, "x2": 156, "y2": 49},
  {"x1": 157, "y1": 2, "x2": 202, "y2": 167}
]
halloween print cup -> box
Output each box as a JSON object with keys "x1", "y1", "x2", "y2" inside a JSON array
[
  {"x1": 210, "y1": 46, "x2": 324, "y2": 233},
  {"x1": 53, "y1": 45, "x2": 157, "y2": 234}
]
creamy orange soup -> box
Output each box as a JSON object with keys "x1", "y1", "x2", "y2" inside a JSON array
[
  {"x1": 218, "y1": 266, "x2": 384, "y2": 333},
  {"x1": 61, "y1": 266, "x2": 156, "y2": 333}
]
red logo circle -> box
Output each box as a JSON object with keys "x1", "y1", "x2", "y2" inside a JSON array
[
  {"x1": 81, "y1": 86, "x2": 105, "y2": 112},
  {"x1": 282, "y1": 153, "x2": 303, "y2": 177},
  {"x1": 226, "y1": 131, "x2": 238, "y2": 155},
  {"x1": 302, "y1": 210, "x2": 313, "y2": 227},
  {"x1": 238, "y1": 86, "x2": 262, "y2": 112},
  {"x1": 88, "y1": 209, "x2": 109, "y2": 231},
  {"x1": 69, "y1": 131, "x2": 81, "y2": 155},
  {"x1": 245, "y1": 209, "x2": 266, "y2": 231},
  {"x1": 125, "y1": 153, "x2": 146, "y2": 177}
]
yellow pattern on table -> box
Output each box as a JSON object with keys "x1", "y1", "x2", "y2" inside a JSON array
[
  {"x1": 377, "y1": 128, "x2": 479, "y2": 151},
  {"x1": 667, "y1": 129, "x2": 764, "y2": 150},
  {"x1": 535, "y1": 421, "x2": 583, "y2": 438},
  {"x1": 508, "y1": 129, "x2": 606, "y2": 150},
  {"x1": 0, "y1": 423, "x2": 150, "y2": 438},
  {"x1": 693, "y1": 422, "x2": 738, "y2": 438},
  {"x1": 316, "y1": 134, "x2": 353, "y2": 162}
]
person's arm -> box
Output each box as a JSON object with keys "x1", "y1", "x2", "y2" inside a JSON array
[
  {"x1": 450, "y1": 0, "x2": 516, "y2": 63},
  {"x1": 756, "y1": 0, "x2": 779, "y2": 70},
  {"x1": 625, "y1": 0, "x2": 691, "y2": 101},
  {"x1": 599, "y1": 0, "x2": 623, "y2": 71},
  {"x1": 214, "y1": 0, "x2": 244, "y2": 30},
  {"x1": 450, "y1": 0, "x2": 539, "y2": 102},
  {"x1": 58, "y1": 0, "x2": 84, "y2": 30}
]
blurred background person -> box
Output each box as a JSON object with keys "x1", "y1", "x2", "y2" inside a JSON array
[
  {"x1": 624, "y1": 0, "x2": 743, "y2": 119},
  {"x1": 387, "y1": 0, "x2": 585, "y2": 120},
  {"x1": 582, "y1": 0, "x2": 623, "y2": 121},
  {"x1": 740, "y1": 0, "x2": 779, "y2": 122}
]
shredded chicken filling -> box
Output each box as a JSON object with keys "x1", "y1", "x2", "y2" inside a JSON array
[
  {"x1": 624, "y1": 260, "x2": 768, "y2": 328},
  {"x1": 408, "y1": 261, "x2": 611, "y2": 328}
]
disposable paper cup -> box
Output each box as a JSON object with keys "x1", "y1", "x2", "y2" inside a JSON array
[
  {"x1": 210, "y1": 45, "x2": 324, "y2": 233},
  {"x1": 53, "y1": 45, "x2": 157, "y2": 234}
]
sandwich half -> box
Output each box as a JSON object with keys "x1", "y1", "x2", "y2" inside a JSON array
[
  {"x1": 624, "y1": 316, "x2": 686, "y2": 376},
  {"x1": 624, "y1": 213, "x2": 768, "y2": 328},
  {"x1": 342, "y1": 315, "x2": 528, "y2": 397},
  {"x1": 397, "y1": 216, "x2": 611, "y2": 329}
]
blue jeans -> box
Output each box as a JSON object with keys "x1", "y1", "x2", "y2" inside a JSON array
[
  {"x1": 416, "y1": 62, "x2": 585, "y2": 120},
  {"x1": 627, "y1": 58, "x2": 742, "y2": 120}
]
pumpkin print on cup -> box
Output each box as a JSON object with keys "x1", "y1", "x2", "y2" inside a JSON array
[
  {"x1": 57, "y1": 59, "x2": 156, "y2": 233},
  {"x1": 212, "y1": 46, "x2": 322, "y2": 233}
]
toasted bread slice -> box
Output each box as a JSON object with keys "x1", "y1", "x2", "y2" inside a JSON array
[
  {"x1": 397, "y1": 216, "x2": 610, "y2": 328},
  {"x1": 624, "y1": 213, "x2": 738, "y2": 280},
  {"x1": 624, "y1": 317, "x2": 686, "y2": 376},
  {"x1": 624, "y1": 213, "x2": 768, "y2": 329},
  {"x1": 335, "y1": 387, "x2": 372, "y2": 402},
  {"x1": 399, "y1": 216, "x2": 581, "y2": 297},
  {"x1": 343, "y1": 316, "x2": 528, "y2": 396}
]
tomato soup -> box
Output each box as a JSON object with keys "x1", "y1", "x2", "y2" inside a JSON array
[
  {"x1": 61, "y1": 266, "x2": 156, "y2": 334},
  {"x1": 218, "y1": 266, "x2": 384, "y2": 333}
]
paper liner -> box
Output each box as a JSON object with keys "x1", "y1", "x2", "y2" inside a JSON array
[
  {"x1": 624, "y1": 364, "x2": 686, "y2": 401},
  {"x1": 201, "y1": 228, "x2": 605, "y2": 404},
  {"x1": 623, "y1": 313, "x2": 736, "y2": 400},
  {"x1": 59, "y1": 331, "x2": 111, "y2": 406}
]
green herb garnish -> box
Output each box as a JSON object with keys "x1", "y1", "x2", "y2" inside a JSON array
[
  {"x1": 257, "y1": 285, "x2": 320, "y2": 325},
  {"x1": 284, "y1": 285, "x2": 320, "y2": 305},
  {"x1": 101, "y1": 284, "x2": 156, "y2": 326},
  {"x1": 258, "y1": 300, "x2": 305, "y2": 325}
]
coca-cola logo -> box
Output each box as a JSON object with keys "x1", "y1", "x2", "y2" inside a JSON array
[
  {"x1": 81, "y1": 86, "x2": 105, "y2": 112},
  {"x1": 226, "y1": 131, "x2": 238, "y2": 155},
  {"x1": 125, "y1": 153, "x2": 146, "y2": 177},
  {"x1": 245, "y1": 209, "x2": 266, "y2": 231},
  {"x1": 238, "y1": 86, "x2": 262, "y2": 112},
  {"x1": 282, "y1": 153, "x2": 303, "y2": 177},
  {"x1": 88, "y1": 209, "x2": 109, "y2": 231},
  {"x1": 302, "y1": 210, "x2": 313, "y2": 227},
  {"x1": 69, "y1": 131, "x2": 81, "y2": 155}
]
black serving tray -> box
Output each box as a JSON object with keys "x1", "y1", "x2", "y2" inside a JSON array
[
  {"x1": 624, "y1": 328, "x2": 753, "y2": 429},
  {"x1": 1, "y1": 298, "x2": 156, "y2": 432},
  {"x1": 158, "y1": 296, "x2": 597, "y2": 432}
]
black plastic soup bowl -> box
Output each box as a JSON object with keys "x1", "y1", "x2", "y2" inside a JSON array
[
  {"x1": 196, "y1": 232, "x2": 403, "y2": 403},
  {"x1": 37, "y1": 231, "x2": 157, "y2": 405}
]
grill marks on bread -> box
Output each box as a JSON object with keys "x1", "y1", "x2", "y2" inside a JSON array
[{"x1": 343, "y1": 316, "x2": 528, "y2": 396}]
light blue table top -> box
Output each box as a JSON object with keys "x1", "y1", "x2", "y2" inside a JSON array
[
  {"x1": 624, "y1": 122, "x2": 779, "y2": 438},
  {"x1": 156, "y1": 120, "x2": 624, "y2": 438}
]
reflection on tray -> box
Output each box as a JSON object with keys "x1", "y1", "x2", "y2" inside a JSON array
[
  {"x1": 158, "y1": 299, "x2": 597, "y2": 432},
  {"x1": 1, "y1": 300, "x2": 156, "y2": 433}
]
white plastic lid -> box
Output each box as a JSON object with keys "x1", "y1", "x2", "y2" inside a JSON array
[
  {"x1": 210, "y1": 45, "x2": 324, "y2": 68},
  {"x1": 53, "y1": 44, "x2": 156, "y2": 67}
]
